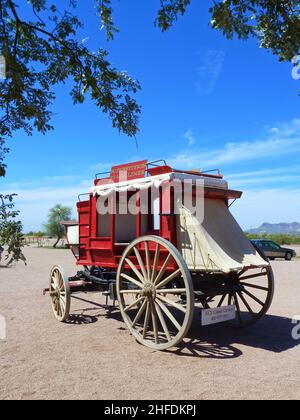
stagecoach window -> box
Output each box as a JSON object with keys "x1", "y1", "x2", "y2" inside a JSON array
[
  {"x1": 115, "y1": 212, "x2": 137, "y2": 242},
  {"x1": 97, "y1": 213, "x2": 110, "y2": 237},
  {"x1": 114, "y1": 193, "x2": 148, "y2": 242}
]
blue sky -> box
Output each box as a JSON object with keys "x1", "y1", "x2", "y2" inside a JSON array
[{"x1": 1, "y1": 0, "x2": 300, "y2": 231}]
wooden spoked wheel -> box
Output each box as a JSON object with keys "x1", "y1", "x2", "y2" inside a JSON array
[
  {"x1": 203, "y1": 264, "x2": 274, "y2": 328},
  {"x1": 49, "y1": 265, "x2": 71, "y2": 322},
  {"x1": 117, "y1": 236, "x2": 194, "y2": 350}
]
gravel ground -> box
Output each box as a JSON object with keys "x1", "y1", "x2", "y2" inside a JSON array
[{"x1": 0, "y1": 246, "x2": 299, "y2": 400}]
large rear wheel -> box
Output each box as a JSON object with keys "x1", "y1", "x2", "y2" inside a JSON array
[
  {"x1": 117, "y1": 236, "x2": 194, "y2": 350},
  {"x1": 202, "y1": 264, "x2": 274, "y2": 328}
]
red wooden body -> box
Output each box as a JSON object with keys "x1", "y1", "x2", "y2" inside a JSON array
[
  {"x1": 74, "y1": 164, "x2": 241, "y2": 273},
  {"x1": 76, "y1": 186, "x2": 178, "y2": 272}
]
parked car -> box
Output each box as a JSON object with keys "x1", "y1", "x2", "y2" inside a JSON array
[{"x1": 251, "y1": 239, "x2": 296, "y2": 261}]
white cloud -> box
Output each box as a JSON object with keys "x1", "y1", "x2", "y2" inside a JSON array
[
  {"x1": 2, "y1": 186, "x2": 84, "y2": 204},
  {"x1": 226, "y1": 165, "x2": 300, "y2": 180},
  {"x1": 2, "y1": 174, "x2": 84, "y2": 190},
  {"x1": 196, "y1": 48, "x2": 225, "y2": 94},
  {"x1": 1, "y1": 186, "x2": 85, "y2": 231},
  {"x1": 228, "y1": 174, "x2": 300, "y2": 188},
  {"x1": 169, "y1": 119, "x2": 300, "y2": 230},
  {"x1": 168, "y1": 118, "x2": 300, "y2": 169},
  {"x1": 183, "y1": 129, "x2": 196, "y2": 146}
]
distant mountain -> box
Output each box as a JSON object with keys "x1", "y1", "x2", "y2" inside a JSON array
[{"x1": 247, "y1": 222, "x2": 300, "y2": 235}]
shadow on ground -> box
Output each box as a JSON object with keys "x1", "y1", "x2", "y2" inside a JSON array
[
  {"x1": 68, "y1": 295, "x2": 300, "y2": 359},
  {"x1": 168, "y1": 313, "x2": 299, "y2": 359},
  {"x1": 65, "y1": 314, "x2": 99, "y2": 325}
]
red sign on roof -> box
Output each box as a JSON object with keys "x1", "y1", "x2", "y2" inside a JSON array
[{"x1": 110, "y1": 160, "x2": 148, "y2": 183}]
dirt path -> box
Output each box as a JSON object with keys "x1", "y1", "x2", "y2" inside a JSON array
[{"x1": 0, "y1": 246, "x2": 299, "y2": 400}]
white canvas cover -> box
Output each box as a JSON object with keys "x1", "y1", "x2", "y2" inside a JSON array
[
  {"x1": 176, "y1": 198, "x2": 268, "y2": 273},
  {"x1": 90, "y1": 172, "x2": 228, "y2": 197}
]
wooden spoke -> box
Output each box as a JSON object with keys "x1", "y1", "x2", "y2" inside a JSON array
[
  {"x1": 239, "y1": 271, "x2": 266, "y2": 281},
  {"x1": 233, "y1": 293, "x2": 242, "y2": 326},
  {"x1": 120, "y1": 273, "x2": 144, "y2": 289},
  {"x1": 217, "y1": 294, "x2": 226, "y2": 307},
  {"x1": 58, "y1": 274, "x2": 63, "y2": 288},
  {"x1": 155, "y1": 268, "x2": 182, "y2": 290},
  {"x1": 153, "y1": 253, "x2": 172, "y2": 286},
  {"x1": 58, "y1": 301, "x2": 63, "y2": 317},
  {"x1": 132, "y1": 299, "x2": 148, "y2": 327},
  {"x1": 155, "y1": 298, "x2": 181, "y2": 331},
  {"x1": 237, "y1": 291, "x2": 255, "y2": 317},
  {"x1": 156, "y1": 288, "x2": 186, "y2": 294},
  {"x1": 204, "y1": 300, "x2": 211, "y2": 309},
  {"x1": 54, "y1": 299, "x2": 59, "y2": 314},
  {"x1": 242, "y1": 289, "x2": 264, "y2": 307},
  {"x1": 240, "y1": 282, "x2": 269, "y2": 291},
  {"x1": 150, "y1": 243, "x2": 160, "y2": 283},
  {"x1": 59, "y1": 300, "x2": 64, "y2": 314},
  {"x1": 125, "y1": 258, "x2": 145, "y2": 284},
  {"x1": 133, "y1": 247, "x2": 148, "y2": 282},
  {"x1": 143, "y1": 301, "x2": 150, "y2": 339},
  {"x1": 124, "y1": 296, "x2": 145, "y2": 313},
  {"x1": 155, "y1": 302, "x2": 171, "y2": 341},
  {"x1": 119, "y1": 289, "x2": 142, "y2": 294},
  {"x1": 53, "y1": 272, "x2": 59, "y2": 288},
  {"x1": 156, "y1": 294, "x2": 186, "y2": 314},
  {"x1": 150, "y1": 302, "x2": 159, "y2": 344},
  {"x1": 56, "y1": 273, "x2": 62, "y2": 288},
  {"x1": 228, "y1": 294, "x2": 232, "y2": 305},
  {"x1": 145, "y1": 241, "x2": 151, "y2": 281}
]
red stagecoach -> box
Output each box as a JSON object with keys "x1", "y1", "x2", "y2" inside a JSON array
[{"x1": 45, "y1": 160, "x2": 274, "y2": 350}]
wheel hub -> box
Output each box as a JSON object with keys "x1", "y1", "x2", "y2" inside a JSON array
[
  {"x1": 50, "y1": 288, "x2": 61, "y2": 299},
  {"x1": 142, "y1": 282, "x2": 156, "y2": 301}
]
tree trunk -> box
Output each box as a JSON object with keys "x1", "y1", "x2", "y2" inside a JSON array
[
  {"x1": 53, "y1": 237, "x2": 61, "y2": 248},
  {"x1": 6, "y1": 257, "x2": 13, "y2": 266}
]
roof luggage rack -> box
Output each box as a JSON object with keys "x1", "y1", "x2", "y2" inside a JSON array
[{"x1": 94, "y1": 159, "x2": 223, "y2": 183}]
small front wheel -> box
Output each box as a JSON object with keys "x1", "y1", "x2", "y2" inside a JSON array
[{"x1": 49, "y1": 265, "x2": 70, "y2": 322}]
